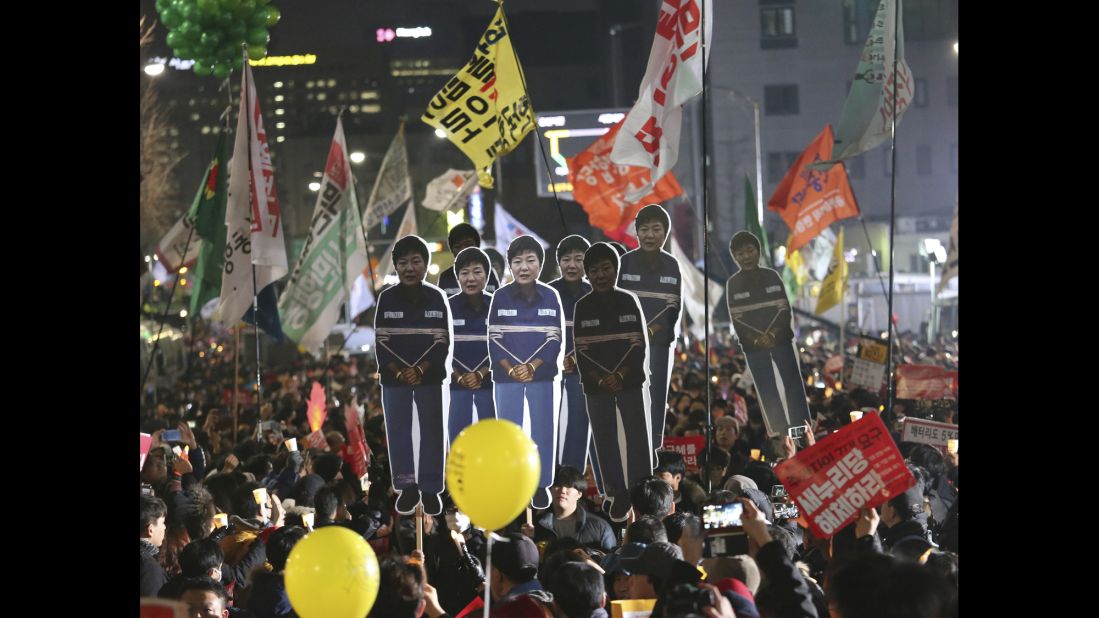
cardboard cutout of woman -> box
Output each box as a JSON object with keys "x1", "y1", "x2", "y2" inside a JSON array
[
  {"x1": 725, "y1": 231, "x2": 812, "y2": 438},
  {"x1": 436, "y1": 223, "x2": 501, "y2": 295},
  {"x1": 447, "y1": 247, "x2": 496, "y2": 445},
  {"x1": 373, "y1": 235, "x2": 454, "y2": 516},
  {"x1": 488, "y1": 235, "x2": 565, "y2": 510},
  {"x1": 548, "y1": 235, "x2": 593, "y2": 474},
  {"x1": 616, "y1": 204, "x2": 683, "y2": 458},
  {"x1": 574, "y1": 243, "x2": 651, "y2": 522}
]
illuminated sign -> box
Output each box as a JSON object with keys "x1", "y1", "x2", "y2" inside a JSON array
[
  {"x1": 378, "y1": 26, "x2": 433, "y2": 43},
  {"x1": 532, "y1": 109, "x2": 630, "y2": 200},
  {"x1": 149, "y1": 54, "x2": 317, "y2": 70},
  {"x1": 248, "y1": 54, "x2": 318, "y2": 67}
]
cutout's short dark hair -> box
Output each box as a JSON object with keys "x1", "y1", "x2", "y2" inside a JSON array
[
  {"x1": 584, "y1": 243, "x2": 619, "y2": 274},
  {"x1": 392, "y1": 235, "x2": 430, "y2": 267},
  {"x1": 635, "y1": 204, "x2": 670, "y2": 232},
  {"x1": 556, "y1": 235, "x2": 591, "y2": 262},
  {"x1": 729, "y1": 231, "x2": 761, "y2": 254},
  {"x1": 447, "y1": 223, "x2": 480, "y2": 249},
  {"x1": 454, "y1": 247, "x2": 490, "y2": 276},
  {"x1": 506, "y1": 235, "x2": 544, "y2": 265}
]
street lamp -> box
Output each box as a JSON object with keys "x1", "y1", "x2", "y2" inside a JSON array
[
  {"x1": 718, "y1": 87, "x2": 764, "y2": 229},
  {"x1": 922, "y1": 238, "x2": 947, "y2": 342}
]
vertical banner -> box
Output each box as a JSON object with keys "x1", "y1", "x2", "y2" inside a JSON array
[
  {"x1": 363, "y1": 125, "x2": 413, "y2": 231},
  {"x1": 610, "y1": 0, "x2": 713, "y2": 202}
]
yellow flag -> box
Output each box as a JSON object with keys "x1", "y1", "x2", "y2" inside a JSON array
[
  {"x1": 785, "y1": 236, "x2": 809, "y2": 285},
  {"x1": 421, "y1": 4, "x2": 535, "y2": 189},
  {"x1": 815, "y1": 227, "x2": 847, "y2": 315}
]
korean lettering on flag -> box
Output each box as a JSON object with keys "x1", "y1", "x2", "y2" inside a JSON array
[
  {"x1": 609, "y1": 0, "x2": 712, "y2": 202},
  {"x1": 421, "y1": 4, "x2": 535, "y2": 189}
]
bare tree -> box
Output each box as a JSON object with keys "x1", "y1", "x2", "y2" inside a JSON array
[{"x1": 140, "y1": 16, "x2": 186, "y2": 251}]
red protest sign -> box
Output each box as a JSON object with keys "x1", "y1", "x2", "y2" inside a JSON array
[
  {"x1": 140, "y1": 433, "x2": 153, "y2": 471},
  {"x1": 662, "y1": 436, "x2": 706, "y2": 472},
  {"x1": 304, "y1": 429, "x2": 328, "y2": 451},
  {"x1": 896, "y1": 364, "x2": 958, "y2": 400},
  {"x1": 343, "y1": 404, "x2": 370, "y2": 479},
  {"x1": 775, "y1": 414, "x2": 914, "y2": 538}
]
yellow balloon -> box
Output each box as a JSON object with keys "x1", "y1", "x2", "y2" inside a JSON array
[
  {"x1": 446, "y1": 419, "x2": 540, "y2": 531},
  {"x1": 285, "y1": 526, "x2": 380, "y2": 618}
]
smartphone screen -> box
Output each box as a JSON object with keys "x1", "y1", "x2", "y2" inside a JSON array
[
  {"x1": 163, "y1": 429, "x2": 182, "y2": 442},
  {"x1": 788, "y1": 424, "x2": 808, "y2": 448},
  {"x1": 702, "y1": 502, "x2": 744, "y2": 531}
]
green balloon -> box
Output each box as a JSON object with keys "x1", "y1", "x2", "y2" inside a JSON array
[
  {"x1": 201, "y1": 32, "x2": 222, "y2": 52},
  {"x1": 264, "y1": 6, "x2": 280, "y2": 27},
  {"x1": 247, "y1": 44, "x2": 267, "y2": 61},
  {"x1": 219, "y1": 0, "x2": 240, "y2": 10},
  {"x1": 226, "y1": 21, "x2": 247, "y2": 42},
  {"x1": 159, "y1": 7, "x2": 180, "y2": 28},
  {"x1": 166, "y1": 30, "x2": 184, "y2": 49},
  {"x1": 181, "y1": 3, "x2": 201, "y2": 23},
  {"x1": 170, "y1": 0, "x2": 188, "y2": 9},
  {"x1": 246, "y1": 27, "x2": 269, "y2": 47},
  {"x1": 196, "y1": 0, "x2": 218, "y2": 14},
  {"x1": 234, "y1": 3, "x2": 255, "y2": 21},
  {"x1": 248, "y1": 7, "x2": 267, "y2": 28},
  {"x1": 193, "y1": 60, "x2": 213, "y2": 76},
  {"x1": 176, "y1": 47, "x2": 196, "y2": 61},
  {"x1": 213, "y1": 9, "x2": 233, "y2": 27},
  {"x1": 212, "y1": 63, "x2": 231, "y2": 80},
  {"x1": 231, "y1": 54, "x2": 245, "y2": 70},
  {"x1": 156, "y1": 0, "x2": 171, "y2": 13},
  {"x1": 254, "y1": 0, "x2": 268, "y2": 5},
  {"x1": 177, "y1": 20, "x2": 199, "y2": 38}
]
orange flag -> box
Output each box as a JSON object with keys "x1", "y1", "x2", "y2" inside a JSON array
[
  {"x1": 306, "y1": 381, "x2": 327, "y2": 433},
  {"x1": 768, "y1": 125, "x2": 859, "y2": 254},
  {"x1": 568, "y1": 120, "x2": 684, "y2": 245}
]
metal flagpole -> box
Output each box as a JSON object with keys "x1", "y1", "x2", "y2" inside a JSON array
[
  {"x1": 884, "y1": 0, "x2": 901, "y2": 414},
  {"x1": 700, "y1": 0, "x2": 713, "y2": 493}
]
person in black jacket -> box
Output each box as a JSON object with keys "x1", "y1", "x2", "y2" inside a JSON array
[
  {"x1": 527, "y1": 466, "x2": 617, "y2": 553},
  {"x1": 880, "y1": 478, "x2": 937, "y2": 561},
  {"x1": 426, "y1": 503, "x2": 486, "y2": 616},
  {"x1": 140, "y1": 494, "x2": 169, "y2": 597},
  {"x1": 736, "y1": 497, "x2": 818, "y2": 618}
]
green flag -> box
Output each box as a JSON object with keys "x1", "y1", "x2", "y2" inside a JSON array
[
  {"x1": 745, "y1": 175, "x2": 771, "y2": 268},
  {"x1": 188, "y1": 130, "x2": 229, "y2": 317}
]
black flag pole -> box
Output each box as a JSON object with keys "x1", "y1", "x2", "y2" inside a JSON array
[
  {"x1": 884, "y1": 1, "x2": 901, "y2": 414},
  {"x1": 700, "y1": 0, "x2": 713, "y2": 494}
]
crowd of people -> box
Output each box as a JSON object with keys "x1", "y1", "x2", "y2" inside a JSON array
[{"x1": 141, "y1": 232, "x2": 958, "y2": 618}]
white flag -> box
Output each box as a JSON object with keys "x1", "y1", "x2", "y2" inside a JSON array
[
  {"x1": 493, "y1": 202, "x2": 549, "y2": 258},
  {"x1": 812, "y1": 0, "x2": 913, "y2": 170},
  {"x1": 363, "y1": 125, "x2": 412, "y2": 231},
  {"x1": 372, "y1": 203, "x2": 420, "y2": 288},
  {"x1": 422, "y1": 169, "x2": 477, "y2": 212},
  {"x1": 937, "y1": 197, "x2": 957, "y2": 294},
  {"x1": 670, "y1": 237, "x2": 722, "y2": 339},
  {"x1": 218, "y1": 50, "x2": 288, "y2": 327},
  {"x1": 348, "y1": 273, "x2": 376, "y2": 321},
  {"x1": 278, "y1": 118, "x2": 370, "y2": 351},
  {"x1": 154, "y1": 213, "x2": 201, "y2": 273},
  {"x1": 610, "y1": 0, "x2": 712, "y2": 202}
]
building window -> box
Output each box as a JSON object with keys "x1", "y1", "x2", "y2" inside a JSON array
[
  {"x1": 914, "y1": 78, "x2": 928, "y2": 107},
  {"x1": 842, "y1": 0, "x2": 877, "y2": 44},
  {"x1": 904, "y1": 0, "x2": 958, "y2": 42},
  {"x1": 760, "y1": 3, "x2": 797, "y2": 49},
  {"x1": 846, "y1": 156, "x2": 865, "y2": 179},
  {"x1": 764, "y1": 85, "x2": 799, "y2": 115},
  {"x1": 950, "y1": 142, "x2": 958, "y2": 173},
  {"x1": 946, "y1": 76, "x2": 957, "y2": 107},
  {"x1": 767, "y1": 151, "x2": 801, "y2": 183},
  {"x1": 916, "y1": 145, "x2": 932, "y2": 176},
  {"x1": 317, "y1": 92, "x2": 327, "y2": 101},
  {"x1": 884, "y1": 149, "x2": 899, "y2": 177}
]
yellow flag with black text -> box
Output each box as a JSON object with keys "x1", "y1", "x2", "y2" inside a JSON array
[
  {"x1": 420, "y1": 3, "x2": 535, "y2": 188},
  {"x1": 815, "y1": 227, "x2": 847, "y2": 315}
]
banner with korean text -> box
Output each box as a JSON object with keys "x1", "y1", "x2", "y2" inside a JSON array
[
  {"x1": 775, "y1": 414, "x2": 914, "y2": 538},
  {"x1": 662, "y1": 436, "x2": 706, "y2": 472},
  {"x1": 896, "y1": 364, "x2": 958, "y2": 400},
  {"x1": 900, "y1": 418, "x2": 957, "y2": 455},
  {"x1": 421, "y1": 4, "x2": 535, "y2": 188}
]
